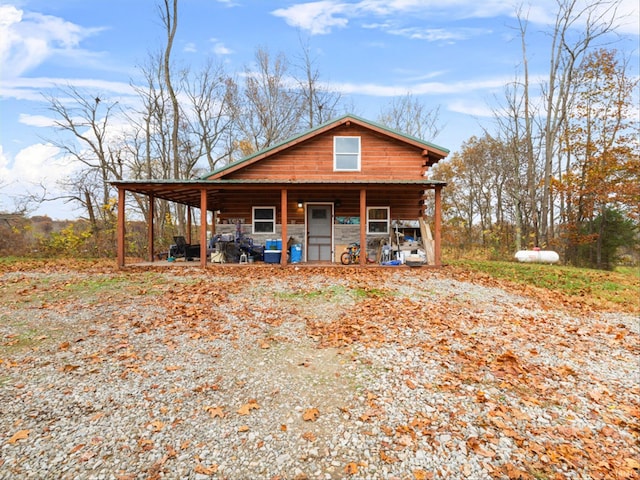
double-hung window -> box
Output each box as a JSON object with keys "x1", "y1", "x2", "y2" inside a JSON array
[
  {"x1": 334, "y1": 136, "x2": 361, "y2": 171},
  {"x1": 367, "y1": 207, "x2": 390, "y2": 234},
  {"x1": 253, "y1": 206, "x2": 276, "y2": 234}
]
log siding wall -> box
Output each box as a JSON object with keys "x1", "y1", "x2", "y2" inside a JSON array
[{"x1": 220, "y1": 125, "x2": 428, "y2": 181}]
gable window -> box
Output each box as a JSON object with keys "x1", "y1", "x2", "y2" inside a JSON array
[
  {"x1": 253, "y1": 206, "x2": 276, "y2": 234},
  {"x1": 334, "y1": 136, "x2": 361, "y2": 171},
  {"x1": 367, "y1": 207, "x2": 390, "y2": 234}
]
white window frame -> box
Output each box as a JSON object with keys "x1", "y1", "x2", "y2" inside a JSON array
[
  {"x1": 252, "y1": 206, "x2": 276, "y2": 234},
  {"x1": 333, "y1": 136, "x2": 361, "y2": 171},
  {"x1": 367, "y1": 207, "x2": 390, "y2": 235}
]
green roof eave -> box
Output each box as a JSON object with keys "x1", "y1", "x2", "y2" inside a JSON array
[{"x1": 113, "y1": 179, "x2": 448, "y2": 186}]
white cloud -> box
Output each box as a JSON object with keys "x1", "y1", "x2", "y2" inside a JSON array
[
  {"x1": 0, "y1": 4, "x2": 105, "y2": 79},
  {"x1": 328, "y1": 75, "x2": 512, "y2": 97},
  {"x1": 272, "y1": 1, "x2": 349, "y2": 35},
  {"x1": 386, "y1": 27, "x2": 489, "y2": 42},
  {"x1": 0, "y1": 76, "x2": 136, "y2": 104},
  {"x1": 210, "y1": 39, "x2": 233, "y2": 55},
  {"x1": 272, "y1": 0, "x2": 639, "y2": 37},
  {"x1": 184, "y1": 42, "x2": 197, "y2": 53},
  {"x1": 0, "y1": 142, "x2": 77, "y2": 216},
  {"x1": 12, "y1": 143, "x2": 70, "y2": 185},
  {"x1": 448, "y1": 99, "x2": 495, "y2": 117},
  {"x1": 18, "y1": 114, "x2": 56, "y2": 128},
  {"x1": 271, "y1": 0, "x2": 511, "y2": 36}
]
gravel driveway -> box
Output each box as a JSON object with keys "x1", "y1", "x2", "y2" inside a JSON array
[{"x1": 1, "y1": 264, "x2": 638, "y2": 480}]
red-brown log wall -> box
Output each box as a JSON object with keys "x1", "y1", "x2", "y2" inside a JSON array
[{"x1": 223, "y1": 124, "x2": 428, "y2": 181}]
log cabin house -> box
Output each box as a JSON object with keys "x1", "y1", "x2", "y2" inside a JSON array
[{"x1": 112, "y1": 114, "x2": 448, "y2": 267}]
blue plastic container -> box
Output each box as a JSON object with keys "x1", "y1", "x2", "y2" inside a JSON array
[
  {"x1": 265, "y1": 239, "x2": 282, "y2": 250},
  {"x1": 264, "y1": 250, "x2": 281, "y2": 264},
  {"x1": 290, "y1": 244, "x2": 302, "y2": 263}
]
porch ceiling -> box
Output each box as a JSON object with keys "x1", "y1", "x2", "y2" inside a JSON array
[{"x1": 111, "y1": 179, "x2": 447, "y2": 210}]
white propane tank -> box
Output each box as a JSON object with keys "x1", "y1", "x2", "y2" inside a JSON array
[{"x1": 514, "y1": 249, "x2": 560, "y2": 264}]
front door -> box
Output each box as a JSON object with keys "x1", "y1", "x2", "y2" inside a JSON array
[{"x1": 307, "y1": 204, "x2": 333, "y2": 262}]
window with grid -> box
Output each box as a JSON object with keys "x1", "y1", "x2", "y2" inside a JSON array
[
  {"x1": 367, "y1": 207, "x2": 390, "y2": 234},
  {"x1": 253, "y1": 206, "x2": 276, "y2": 234}
]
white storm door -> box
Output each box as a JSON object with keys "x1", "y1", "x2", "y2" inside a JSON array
[{"x1": 307, "y1": 204, "x2": 332, "y2": 261}]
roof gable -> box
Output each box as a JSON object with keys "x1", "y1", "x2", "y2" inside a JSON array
[{"x1": 202, "y1": 114, "x2": 449, "y2": 181}]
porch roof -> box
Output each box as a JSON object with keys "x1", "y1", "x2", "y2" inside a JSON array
[{"x1": 111, "y1": 178, "x2": 447, "y2": 210}]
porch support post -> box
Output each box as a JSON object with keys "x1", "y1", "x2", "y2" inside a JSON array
[
  {"x1": 280, "y1": 188, "x2": 288, "y2": 265},
  {"x1": 187, "y1": 208, "x2": 192, "y2": 244},
  {"x1": 116, "y1": 187, "x2": 126, "y2": 268},
  {"x1": 147, "y1": 195, "x2": 155, "y2": 262},
  {"x1": 200, "y1": 189, "x2": 208, "y2": 267},
  {"x1": 359, "y1": 188, "x2": 367, "y2": 265},
  {"x1": 434, "y1": 185, "x2": 442, "y2": 267}
]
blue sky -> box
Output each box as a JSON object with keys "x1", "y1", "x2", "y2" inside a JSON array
[{"x1": 1, "y1": 0, "x2": 638, "y2": 219}]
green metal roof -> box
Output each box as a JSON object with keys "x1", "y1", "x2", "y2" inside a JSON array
[{"x1": 200, "y1": 114, "x2": 450, "y2": 180}]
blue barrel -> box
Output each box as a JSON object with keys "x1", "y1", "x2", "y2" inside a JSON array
[{"x1": 290, "y1": 244, "x2": 302, "y2": 263}]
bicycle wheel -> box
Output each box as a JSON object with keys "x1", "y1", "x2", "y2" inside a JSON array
[{"x1": 340, "y1": 251, "x2": 352, "y2": 265}]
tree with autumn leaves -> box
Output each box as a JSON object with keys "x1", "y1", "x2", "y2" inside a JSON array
[
  {"x1": 558, "y1": 49, "x2": 639, "y2": 269},
  {"x1": 433, "y1": 1, "x2": 639, "y2": 269}
]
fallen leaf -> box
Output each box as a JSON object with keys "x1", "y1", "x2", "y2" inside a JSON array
[
  {"x1": 238, "y1": 425, "x2": 249, "y2": 432},
  {"x1": 406, "y1": 379, "x2": 417, "y2": 390},
  {"x1": 413, "y1": 470, "x2": 433, "y2": 480},
  {"x1": 79, "y1": 450, "x2": 96, "y2": 462},
  {"x1": 150, "y1": 420, "x2": 165, "y2": 432},
  {"x1": 166, "y1": 445, "x2": 177, "y2": 458},
  {"x1": 380, "y1": 450, "x2": 398, "y2": 464},
  {"x1": 195, "y1": 463, "x2": 218, "y2": 475},
  {"x1": 237, "y1": 400, "x2": 260, "y2": 415},
  {"x1": 503, "y1": 463, "x2": 529, "y2": 479},
  {"x1": 115, "y1": 474, "x2": 136, "y2": 480},
  {"x1": 69, "y1": 443, "x2": 85, "y2": 454},
  {"x1": 138, "y1": 438, "x2": 154, "y2": 451},
  {"x1": 8, "y1": 430, "x2": 30, "y2": 444},
  {"x1": 624, "y1": 457, "x2": 640, "y2": 469},
  {"x1": 588, "y1": 390, "x2": 603, "y2": 403},
  {"x1": 302, "y1": 431, "x2": 316, "y2": 442},
  {"x1": 344, "y1": 462, "x2": 358, "y2": 475},
  {"x1": 303, "y1": 408, "x2": 320, "y2": 422},
  {"x1": 466, "y1": 437, "x2": 496, "y2": 458},
  {"x1": 204, "y1": 406, "x2": 225, "y2": 419}
]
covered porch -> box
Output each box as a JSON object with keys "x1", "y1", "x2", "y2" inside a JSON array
[{"x1": 112, "y1": 179, "x2": 445, "y2": 268}]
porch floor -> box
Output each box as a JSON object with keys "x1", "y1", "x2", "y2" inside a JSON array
[{"x1": 123, "y1": 259, "x2": 437, "y2": 269}]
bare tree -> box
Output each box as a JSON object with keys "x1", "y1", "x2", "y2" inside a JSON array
[
  {"x1": 183, "y1": 60, "x2": 238, "y2": 172},
  {"x1": 44, "y1": 86, "x2": 123, "y2": 229},
  {"x1": 159, "y1": 0, "x2": 181, "y2": 180},
  {"x1": 523, "y1": 0, "x2": 621, "y2": 245},
  {"x1": 377, "y1": 93, "x2": 442, "y2": 141},
  {"x1": 234, "y1": 47, "x2": 304, "y2": 154},
  {"x1": 294, "y1": 38, "x2": 342, "y2": 129}
]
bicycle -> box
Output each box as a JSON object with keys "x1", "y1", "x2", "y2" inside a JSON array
[{"x1": 340, "y1": 242, "x2": 360, "y2": 265}]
